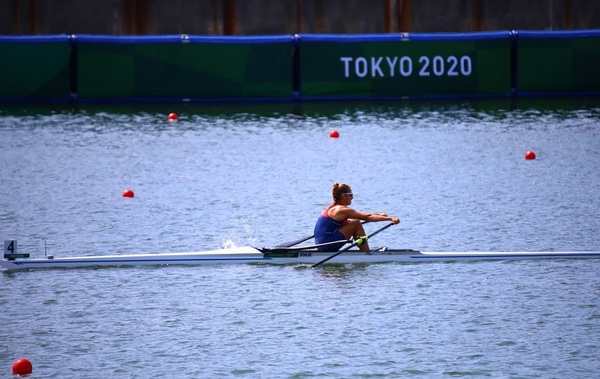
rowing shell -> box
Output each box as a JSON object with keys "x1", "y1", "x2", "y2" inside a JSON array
[{"x1": 1, "y1": 247, "x2": 599, "y2": 271}]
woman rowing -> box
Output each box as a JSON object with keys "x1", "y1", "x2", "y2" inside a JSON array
[{"x1": 314, "y1": 183, "x2": 400, "y2": 252}]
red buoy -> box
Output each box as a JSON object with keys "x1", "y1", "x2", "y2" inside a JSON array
[
  {"x1": 329, "y1": 130, "x2": 340, "y2": 138},
  {"x1": 122, "y1": 189, "x2": 135, "y2": 198},
  {"x1": 524, "y1": 150, "x2": 536, "y2": 160},
  {"x1": 12, "y1": 358, "x2": 33, "y2": 377},
  {"x1": 168, "y1": 112, "x2": 178, "y2": 122}
]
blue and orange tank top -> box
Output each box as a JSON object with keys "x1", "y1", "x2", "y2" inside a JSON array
[{"x1": 314, "y1": 204, "x2": 348, "y2": 246}]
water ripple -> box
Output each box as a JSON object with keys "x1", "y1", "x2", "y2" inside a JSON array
[{"x1": 1, "y1": 99, "x2": 600, "y2": 377}]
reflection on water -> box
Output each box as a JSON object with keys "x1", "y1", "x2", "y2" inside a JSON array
[{"x1": 1, "y1": 96, "x2": 599, "y2": 118}]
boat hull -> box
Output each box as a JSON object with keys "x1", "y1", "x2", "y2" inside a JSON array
[{"x1": 2, "y1": 247, "x2": 600, "y2": 270}]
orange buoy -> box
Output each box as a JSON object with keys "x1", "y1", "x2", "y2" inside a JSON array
[
  {"x1": 329, "y1": 130, "x2": 340, "y2": 138},
  {"x1": 168, "y1": 112, "x2": 178, "y2": 122},
  {"x1": 122, "y1": 189, "x2": 135, "y2": 198},
  {"x1": 524, "y1": 150, "x2": 536, "y2": 160},
  {"x1": 12, "y1": 358, "x2": 33, "y2": 377}
]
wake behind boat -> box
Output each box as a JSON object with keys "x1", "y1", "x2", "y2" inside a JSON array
[{"x1": 2, "y1": 241, "x2": 599, "y2": 271}]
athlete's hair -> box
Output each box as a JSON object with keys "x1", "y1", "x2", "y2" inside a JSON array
[{"x1": 332, "y1": 182, "x2": 352, "y2": 203}]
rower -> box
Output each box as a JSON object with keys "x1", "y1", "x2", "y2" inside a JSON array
[{"x1": 314, "y1": 183, "x2": 400, "y2": 252}]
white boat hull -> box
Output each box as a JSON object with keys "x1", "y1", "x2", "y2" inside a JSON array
[{"x1": 2, "y1": 247, "x2": 600, "y2": 270}]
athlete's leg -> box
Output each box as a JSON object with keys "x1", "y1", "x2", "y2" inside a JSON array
[{"x1": 338, "y1": 220, "x2": 370, "y2": 251}]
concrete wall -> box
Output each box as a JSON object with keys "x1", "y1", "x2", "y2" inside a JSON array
[{"x1": 2, "y1": 0, "x2": 599, "y2": 35}]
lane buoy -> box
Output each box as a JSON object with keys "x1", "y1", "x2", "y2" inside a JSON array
[
  {"x1": 168, "y1": 112, "x2": 178, "y2": 122},
  {"x1": 122, "y1": 189, "x2": 135, "y2": 198},
  {"x1": 329, "y1": 130, "x2": 340, "y2": 138},
  {"x1": 12, "y1": 358, "x2": 33, "y2": 377},
  {"x1": 524, "y1": 150, "x2": 536, "y2": 160}
]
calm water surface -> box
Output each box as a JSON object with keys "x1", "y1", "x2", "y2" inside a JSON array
[{"x1": 1, "y1": 98, "x2": 599, "y2": 378}]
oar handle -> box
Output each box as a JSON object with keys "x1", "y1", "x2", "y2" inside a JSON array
[
  {"x1": 276, "y1": 221, "x2": 369, "y2": 248},
  {"x1": 311, "y1": 222, "x2": 395, "y2": 268}
]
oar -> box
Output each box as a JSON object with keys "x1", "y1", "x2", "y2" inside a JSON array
[
  {"x1": 277, "y1": 221, "x2": 369, "y2": 248},
  {"x1": 311, "y1": 222, "x2": 395, "y2": 268},
  {"x1": 276, "y1": 234, "x2": 315, "y2": 248},
  {"x1": 266, "y1": 239, "x2": 351, "y2": 252}
]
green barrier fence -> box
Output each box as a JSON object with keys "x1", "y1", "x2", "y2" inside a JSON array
[
  {"x1": 298, "y1": 32, "x2": 513, "y2": 99},
  {"x1": 0, "y1": 35, "x2": 71, "y2": 101},
  {"x1": 516, "y1": 30, "x2": 600, "y2": 95},
  {"x1": 0, "y1": 31, "x2": 598, "y2": 102},
  {"x1": 75, "y1": 35, "x2": 294, "y2": 101}
]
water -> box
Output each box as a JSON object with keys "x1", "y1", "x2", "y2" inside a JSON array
[{"x1": 1, "y1": 98, "x2": 599, "y2": 378}]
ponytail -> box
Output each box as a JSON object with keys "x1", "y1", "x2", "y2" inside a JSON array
[{"x1": 332, "y1": 182, "x2": 351, "y2": 203}]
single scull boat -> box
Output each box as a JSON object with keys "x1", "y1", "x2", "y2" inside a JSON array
[{"x1": 2, "y1": 245, "x2": 599, "y2": 271}]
